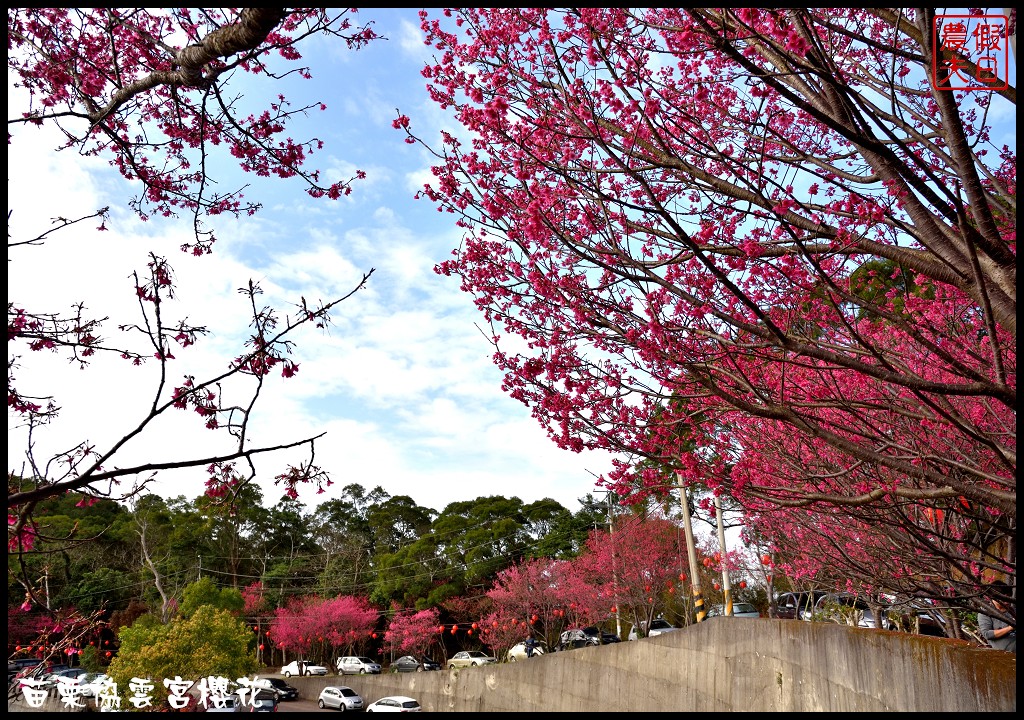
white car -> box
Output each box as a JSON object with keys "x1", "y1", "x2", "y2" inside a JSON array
[
  {"x1": 336, "y1": 655, "x2": 382, "y2": 675},
  {"x1": 628, "y1": 618, "x2": 678, "y2": 640},
  {"x1": 507, "y1": 641, "x2": 545, "y2": 662},
  {"x1": 318, "y1": 686, "x2": 364, "y2": 711},
  {"x1": 446, "y1": 650, "x2": 497, "y2": 668},
  {"x1": 281, "y1": 659, "x2": 328, "y2": 677},
  {"x1": 205, "y1": 693, "x2": 242, "y2": 712},
  {"x1": 708, "y1": 602, "x2": 761, "y2": 618},
  {"x1": 366, "y1": 695, "x2": 422, "y2": 712},
  {"x1": 80, "y1": 673, "x2": 111, "y2": 698}
]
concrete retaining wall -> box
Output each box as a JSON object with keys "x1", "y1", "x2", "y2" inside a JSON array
[
  {"x1": 9, "y1": 618, "x2": 1015, "y2": 712},
  {"x1": 293, "y1": 618, "x2": 1015, "y2": 712}
]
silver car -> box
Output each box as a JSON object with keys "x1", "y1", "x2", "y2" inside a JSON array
[
  {"x1": 447, "y1": 650, "x2": 497, "y2": 669},
  {"x1": 318, "y1": 686, "x2": 365, "y2": 711},
  {"x1": 336, "y1": 655, "x2": 382, "y2": 675}
]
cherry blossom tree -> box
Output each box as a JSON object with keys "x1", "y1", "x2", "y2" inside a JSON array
[
  {"x1": 576, "y1": 515, "x2": 687, "y2": 630},
  {"x1": 486, "y1": 557, "x2": 581, "y2": 648},
  {"x1": 269, "y1": 594, "x2": 378, "y2": 662},
  {"x1": 8, "y1": 8, "x2": 379, "y2": 588},
  {"x1": 383, "y1": 606, "x2": 441, "y2": 657},
  {"x1": 403, "y1": 9, "x2": 1015, "y2": 611}
]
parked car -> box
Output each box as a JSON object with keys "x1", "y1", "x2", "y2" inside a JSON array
[
  {"x1": 776, "y1": 591, "x2": 828, "y2": 621},
  {"x1": 628, "y1": 618, "x2": 678, "y2": 640},
  {"x1": 365, "y1": 695, "x2": 422, "y2": 712},
  {"x1": 255, "y1": 677, "x2": 298, "y2": 701},
  {"x1": 280, "y1": 659, "x2": 327, "y2": 677},
  {"x1": 707, "y1": 602, "x2": 761, "y2": 618},
  {"x1": 555, "y1": 628, "x2": 599, "y2": 651},
  {"x1": 79, "y1": 673, "x2": 111, "y2": 698},
  {"x1": 507, "y1": 640, "x2": 546, "y2": 662},
  {"x1": 43, "y1": 667, "x2": 90, "y2": 689},
  {"x1": 447, "y1": 650, "x2": 497, "y2": 669},
  {"x1": 317, "y1": 686, "x2": 364, "y2": 711},
  {"x1": 8, "y1": 658, "x2": 42, "y2": 674},
  {"x1": 336, "y1": 655, "x2": 382, "y2": 675},
  {"x1": 390, "y1": 655, "x2": 440, "y2": 673},
  {"x1": 8, "y1": 658, "x2": 41, "y2": 686},
  {"x1": 206, "y1": 693, "x2": 242, "y2": 712},
  {"x1": 249, "y1": 689, "x2": 279, "y2": 712},
  {"x1": 583, "y1": 625, "x2": 621, "y2": 644},
  {"x1": 813, "y1": 593, "x2": 893, "y2": 630}
]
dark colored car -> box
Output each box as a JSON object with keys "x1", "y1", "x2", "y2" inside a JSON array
[
  {"x1": 250, "y1": 689, "x2": 279, "y2": 712},
  {"x1": 776, "y1": 591, "x2": 828, "y2": 621},
  {"x1": 555, "y1": 628, "x2": 600, "y2": 651},
  {"x1": 582, "y1": 626, "x2": 621, "y2": 644},
  {"x1": 265, "y1": 677, "x2": 298, "y2": 700},
  {"x1": 8, "y1": 658, "x2": 42, "y2": 673},
  {"x1": 391, "y1": 655, "x2": 441, "y2": 673}
]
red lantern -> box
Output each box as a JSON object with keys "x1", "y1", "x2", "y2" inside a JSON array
[
  {"x1": 438, "y1": 625, "x2": 445, "y2": 633},
  {"x1": 492, "y1": 621, "x2": 498, "y2": 628},
  {"x1": 762, "y1": 555, "x2": 771, "y2": 565},
  {"x1": 451, "y1": 625, "x2": 458, "y2": 632},
  {"x1": 610, "y1": 606, "x2": 617, "y2": 613},
  {"x1": 679, "y1": 573, "x2": 687, "y2": 582},
  {"x1": 739, "y1": 581, "x2": 747, "y2": 589},
  {"x1": 259, "y1": 644, "x2": 265, "y2": 651},
  {"x1": 713, "y1": 582, "x2": 721, "y2": 591},
  {"x1": 472, "y1": 622, "x2": 478, "y2": 629},
  {"x1": 450, "y1": 628, "x2": 457, "y2": 635},
  {"x1": 648, "y1": 597, "x2": 654, "y2": 604},
  {"x1": 668, "y1": 587, "x2": 675, "y2": 594},
  {"x1": 372, "y1": 633, "x2": 378, "y2": 639},
  {"x1": 105, "y1": 651, "x2": 112, "y2": 658},
  {"x1": 467, "y1": 630, "x2": 473, "y2": 636}
]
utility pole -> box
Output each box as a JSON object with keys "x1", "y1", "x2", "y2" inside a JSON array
[
  {"x1": 606, "y1": 492, "x2": 622, "y2": 639},
  {"x1": 715, "y1": 495, "x2": 732, "y2": 616},
  {"x1": 677, "y1": 475, "x2": 707, "y2": 622}
]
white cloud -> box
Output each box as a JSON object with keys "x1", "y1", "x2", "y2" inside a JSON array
[{"x1": 8, "y1": 11, "x2": 617, "y2": 522}]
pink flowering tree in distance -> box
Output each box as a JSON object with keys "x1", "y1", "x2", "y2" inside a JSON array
[
  {"x1": 575, "y1": 516, "x2": 686, "y2": 632},
  {"x1": 383, "y1": 606, "x2": 441, "y2": 659},
  {"x1": 400, "y1": 9, "x2": 1015, "y2": 616},
  {"x1": 486, "y1": 557, "x2": 580, "y2": 649},
  {"x1": 269, "y1": 594, "x2": 379, "y2": 663},
  {"x1": 8, "y1": 8, "x2": 380, "y2": 602}
]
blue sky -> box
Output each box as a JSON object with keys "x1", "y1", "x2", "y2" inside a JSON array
[{"x1": 6, "y1": 9, "x2": 619, "y2": 515}]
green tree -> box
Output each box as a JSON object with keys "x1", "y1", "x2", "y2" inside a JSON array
[
  {"x1": 314, "y1": 484, "x2": 389, "y2": 596},
  {"x1": 108, "y1": 604, "x2": 257, "y2": 706},
  {"x1": 178, "y1": 577, "x2": 244, "y2": 619}
]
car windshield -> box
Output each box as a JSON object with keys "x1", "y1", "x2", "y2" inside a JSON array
[
  {"x1": 401, "y1": 701, "x2": 420, "y2": 709},
  {"x1": 650, "y1": 619, "x2": 672, "y2": 629},
  {"x1": 467, "y1": 651, "x2": 487, "y2": 657},
  {"x1": 357, "y1": 657, "x2": 375, "y2": 663},
  {"x1": 735, "y1": 604, "x2": 757, "y2": 612}
]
